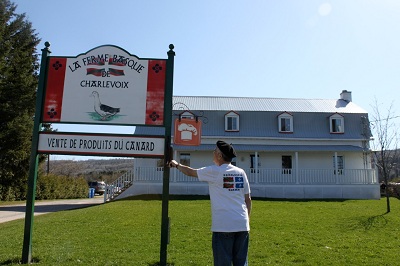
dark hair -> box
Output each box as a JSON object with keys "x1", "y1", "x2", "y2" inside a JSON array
[{"x1": 220, "y1": 152, "x2": 232, "y2": 162}]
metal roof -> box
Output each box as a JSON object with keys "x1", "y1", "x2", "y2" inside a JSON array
[
  {"x1": 173, "y1": 144, "x2": 365, "y2": 152},
  {"x1": 173, "y1": 96, "x2": 367, "y2": 114}
]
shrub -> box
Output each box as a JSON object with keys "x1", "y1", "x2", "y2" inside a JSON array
[
  {"x1": 387, "y1": 183, "x2": 400, "y2": 199},
  {"x1": 36, "y1": 174, "x2": 88, "y2": 200}
]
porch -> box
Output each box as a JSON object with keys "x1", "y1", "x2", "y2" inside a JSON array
[{"x1": 106, "y1": 167, "x2": 380, "y2": 200}]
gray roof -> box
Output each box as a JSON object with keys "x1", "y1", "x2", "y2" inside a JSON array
[
  {"x1": 134, "y1": 95, "x2": 371, "y2": 140},
  {"x1": 173, "y1": 96, "x2": 367, "y2": 114}
]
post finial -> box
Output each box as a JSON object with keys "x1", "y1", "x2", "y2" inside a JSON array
[
  {"x1": 168, "y1": 44, "x2": 175, "y2": 56},
  {"x1": 42, "y1": 41, "x2": 51, "y2": 53}
]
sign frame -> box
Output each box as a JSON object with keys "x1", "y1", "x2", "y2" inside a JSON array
[
  {"x1": 22, "y1": 42, "x2": 175, "y2": 266},
  {"x1": 38, "y1": 132, "x2": 165, "y2": 158}
]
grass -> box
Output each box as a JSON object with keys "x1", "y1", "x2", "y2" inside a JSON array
[{"x1": 0, "y1": 196, "x2": 399, "y2": 265}]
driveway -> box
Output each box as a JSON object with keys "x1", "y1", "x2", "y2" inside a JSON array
[{"x1": 0, "y1": 197, "x2": 104, "y2": 224}]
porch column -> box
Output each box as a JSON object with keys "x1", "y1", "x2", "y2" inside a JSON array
[
  {"x1": 334, "y1": 152, "x2": 338, "y2": 184},
  {"x1": 255, "y1": 151, "x2": 259, "y2": 183},
  {"x1": 295, "y1": 152, "x2": 299, "y2": 184}
]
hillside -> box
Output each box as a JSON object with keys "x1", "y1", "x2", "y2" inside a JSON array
[{"x1": 41, "y1": 158, "x2": 135, "y2": 183}]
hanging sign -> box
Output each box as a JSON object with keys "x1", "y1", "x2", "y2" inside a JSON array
[
  {"x1": 174, "y1": 118, "x2": 202, "y2": 146},
  {"x1": 42, "y1": 45, "x2": 166, "y2": 126}
]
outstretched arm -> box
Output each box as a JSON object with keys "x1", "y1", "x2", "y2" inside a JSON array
[{"x1": 169, "y1": 160, "x2": 198, "y2": 178}]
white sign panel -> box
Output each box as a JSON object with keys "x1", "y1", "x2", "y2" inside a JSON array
[
  {"x1": 42, "y1": 45, "x2": 166, "y2": 126},
  {"x1": 38, "y1": 133, "x2": 165, "y2": 158}
]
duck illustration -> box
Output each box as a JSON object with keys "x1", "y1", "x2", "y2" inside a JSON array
[{"x1": 90, "y1": 91, "x2": 120, "y2": 120}]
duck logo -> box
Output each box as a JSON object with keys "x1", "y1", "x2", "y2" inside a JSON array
[{"x1": 174, "y1": 118, "x2": 201, "y2": 146}]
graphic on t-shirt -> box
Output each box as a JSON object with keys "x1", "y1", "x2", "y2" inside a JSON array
[{"x1": 223, "y1": 174, "x2": 244, "y2": 191}]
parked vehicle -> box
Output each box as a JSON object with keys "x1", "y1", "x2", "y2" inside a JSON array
[{"x1": 88, "y1": 181, "x2": 106, "y2": 195}]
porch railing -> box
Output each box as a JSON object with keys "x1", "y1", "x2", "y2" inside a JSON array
[
  {"x1": 132, "y1": 167, "x2": 378, "y2": 185},
  {"x1": 105, "y1": 167, "x2": 377, "y2": 201}
]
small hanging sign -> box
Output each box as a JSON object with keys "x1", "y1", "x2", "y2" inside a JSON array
[{"x1": 174, "y1": 118, "x2": 202, "y2": 146}]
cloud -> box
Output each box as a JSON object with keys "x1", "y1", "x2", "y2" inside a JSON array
[{"x1": 318, "y1": 3, "x2": 332, "y2": 16}]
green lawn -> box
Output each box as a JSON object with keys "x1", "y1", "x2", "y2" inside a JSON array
[{"x1": 0, "y1": 196, "x2": 399, "y2": 265}]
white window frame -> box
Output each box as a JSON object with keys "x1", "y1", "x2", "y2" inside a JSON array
[
  {"x1": 278, "y1": 112, "x2": 293, "y2": 133},
  {"x1": 330, "y1": 113, "x2": 344, "y2": 133},
  {"x1": 281, "y1": 155, "x2": 292, "y2": 174},
  {"x1": 333, "y1": 155, "x2": 344, "y2": 175},
  {"x1": 225, "y1": 111, "x2": 239, "y2": 132},
  {"x1": 180, "y1": 153, "x2": 191, "y2": 166}
]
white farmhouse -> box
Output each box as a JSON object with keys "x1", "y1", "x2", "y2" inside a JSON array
[{"x1": 119, "y1": 90, "x2": 379, "y2": 199}]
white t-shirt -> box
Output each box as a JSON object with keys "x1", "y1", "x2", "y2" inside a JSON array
[{"x1": 197, "y1": 163, "x2": 251, "y2": 232}]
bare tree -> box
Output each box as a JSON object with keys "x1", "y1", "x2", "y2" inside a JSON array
[{"x1": 370, "y1": 98, "x2": 399, "y2": 213}]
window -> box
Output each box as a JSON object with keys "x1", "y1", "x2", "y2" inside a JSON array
[
  {"x1": 333, "y1": 156, "x2": 344, "y2": 175},
  {"x1": 180, "y1": 153, "x2": 190, "y2": 166},
  {"x1": 282, "y1": 155, "x2": 292, "y2": 174},
  {"x1": 278, "y1": 112, "x2": 293, "y2": 133},
  {"x1": 156, "y1": 159, "x2": 164, "y2": 171},
  {"x1": 330, "y1": 114, "x2": 344, "y2": 133},
  {"x1": 250, "y1": 154, "x2": 260, "y2": 173},
  {"x1": 225, "y1": 111, "x2": 239, "y2": 131}
]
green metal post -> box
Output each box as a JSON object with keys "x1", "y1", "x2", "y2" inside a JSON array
[
  {"x1": 160, "y1": 44, "x2": 175, "y2": 266},
  {"x1": 22, "y1": 42, "x2": 51, "y2": 264}
]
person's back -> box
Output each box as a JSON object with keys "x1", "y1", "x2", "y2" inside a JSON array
[
  {"x1": 198, "y1": 163, "x2": 250, "y2": 232},
  {"x1": 169, "y1": 140, "x2": 252, "y2": 266}
]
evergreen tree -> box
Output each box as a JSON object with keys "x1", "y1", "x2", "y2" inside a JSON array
[{"x1": 0, "y1": 0, "x2": 40, "y2": 200}]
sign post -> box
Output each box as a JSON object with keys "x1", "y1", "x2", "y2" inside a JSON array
[
  {"x1": 22, "y1": 42, "x2": 51, "y2": 264},
  {"x1": 21, "y1": 43, "x2": 175, "y2": 265},
  {"x1": 160, "y1": 44, "x2": 175, "y2": 266}
]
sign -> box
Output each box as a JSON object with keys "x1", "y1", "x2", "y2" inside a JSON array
[
  {"x1": 173, "y1": 118, "x2": 202, "y2": 146},
  {"x1": 42, "y1": 45, "x2": 166, "y2": 126},
  {"x1": 38, "y1": 132, "x2": 165, "y2": 157}
]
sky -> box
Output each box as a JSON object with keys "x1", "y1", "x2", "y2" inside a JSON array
[{"x1": 13, "y1": 0, "x2": 400, "y2": 159}]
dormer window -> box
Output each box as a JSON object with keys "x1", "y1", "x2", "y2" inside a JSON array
[
  {"x1": 330, "y1": 113, "x2": 344, "y2": 133},
  {"x1": 278, "y1": 112, "x2": 293, "y2": 133},
  {"x1": 225, "y1": 111, "x2": 239, "y2": 131}
]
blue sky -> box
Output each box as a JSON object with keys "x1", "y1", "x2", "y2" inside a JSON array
[{"x1": 14, "y1": 0, "x2": 400, "y2": 159}]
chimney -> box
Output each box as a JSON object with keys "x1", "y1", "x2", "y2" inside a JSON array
[{"x1": 340, "y1": 90, "x2": 352, "y2": 102}]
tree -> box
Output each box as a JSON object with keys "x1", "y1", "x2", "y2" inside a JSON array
[
  {"x1": 0, "y1": 0, "x2": 40, "y2": 200},
  {"x1": 370, "y1": 98, "x2": 399, "y2": 213}
]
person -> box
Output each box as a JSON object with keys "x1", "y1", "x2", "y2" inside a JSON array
[{"x1": 169, "y1": 140, "x2": 252, "y2": 266}]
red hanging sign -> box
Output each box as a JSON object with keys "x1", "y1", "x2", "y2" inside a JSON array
[{"x1": 174, "y1": 118, "x2": 202, "y2": 146}]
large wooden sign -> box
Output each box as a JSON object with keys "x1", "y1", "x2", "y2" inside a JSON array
[
  {"x1": 23, "y1": 43, "x2": 175, "y2": 265},
  {"x1": 42, "y1": 45, "x2": 166, "y2": 126}
]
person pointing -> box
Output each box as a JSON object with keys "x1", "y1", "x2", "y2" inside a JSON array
[{"x1": 169, "y1": 140, "x2": 252, "y2": 266}]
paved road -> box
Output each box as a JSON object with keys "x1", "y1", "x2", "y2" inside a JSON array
[{"x1": 0, "y1": 197, "x2": 104, "y2": 224}]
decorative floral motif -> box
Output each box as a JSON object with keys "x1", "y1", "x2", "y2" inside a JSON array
[
  {"x1": 149, "y1": 111, "x2": 160, "y2": 121},
  {"x1": 53, "y1": 61, "x2": 63, "y2": 70},
  {"x1": 152, "y1": 64, "x2": 162, "y2": 73},
  {"x1": 47, "y1": 108, "x2": 57, "y2": 118}
]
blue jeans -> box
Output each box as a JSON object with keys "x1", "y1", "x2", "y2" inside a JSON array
[{"x1": 212, "y1": 231, "x2": 249, "y2": 266}]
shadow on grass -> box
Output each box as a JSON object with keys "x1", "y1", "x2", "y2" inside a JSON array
[
  {"x1": 115, "y1": 194, "x2": 210, "y2": 201},
  {"x1": 359, "y1": 213, "x2": 389, "y2": 230},
  {"x1": 115, "y1": 194, "x2": 352, "y2": 202},
  {"x1": 0, "y1": 257, "x2": 40, "y2": 265},
  {"x1": 147, "y1": 262, "x2": 175, "y2": 266}
]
